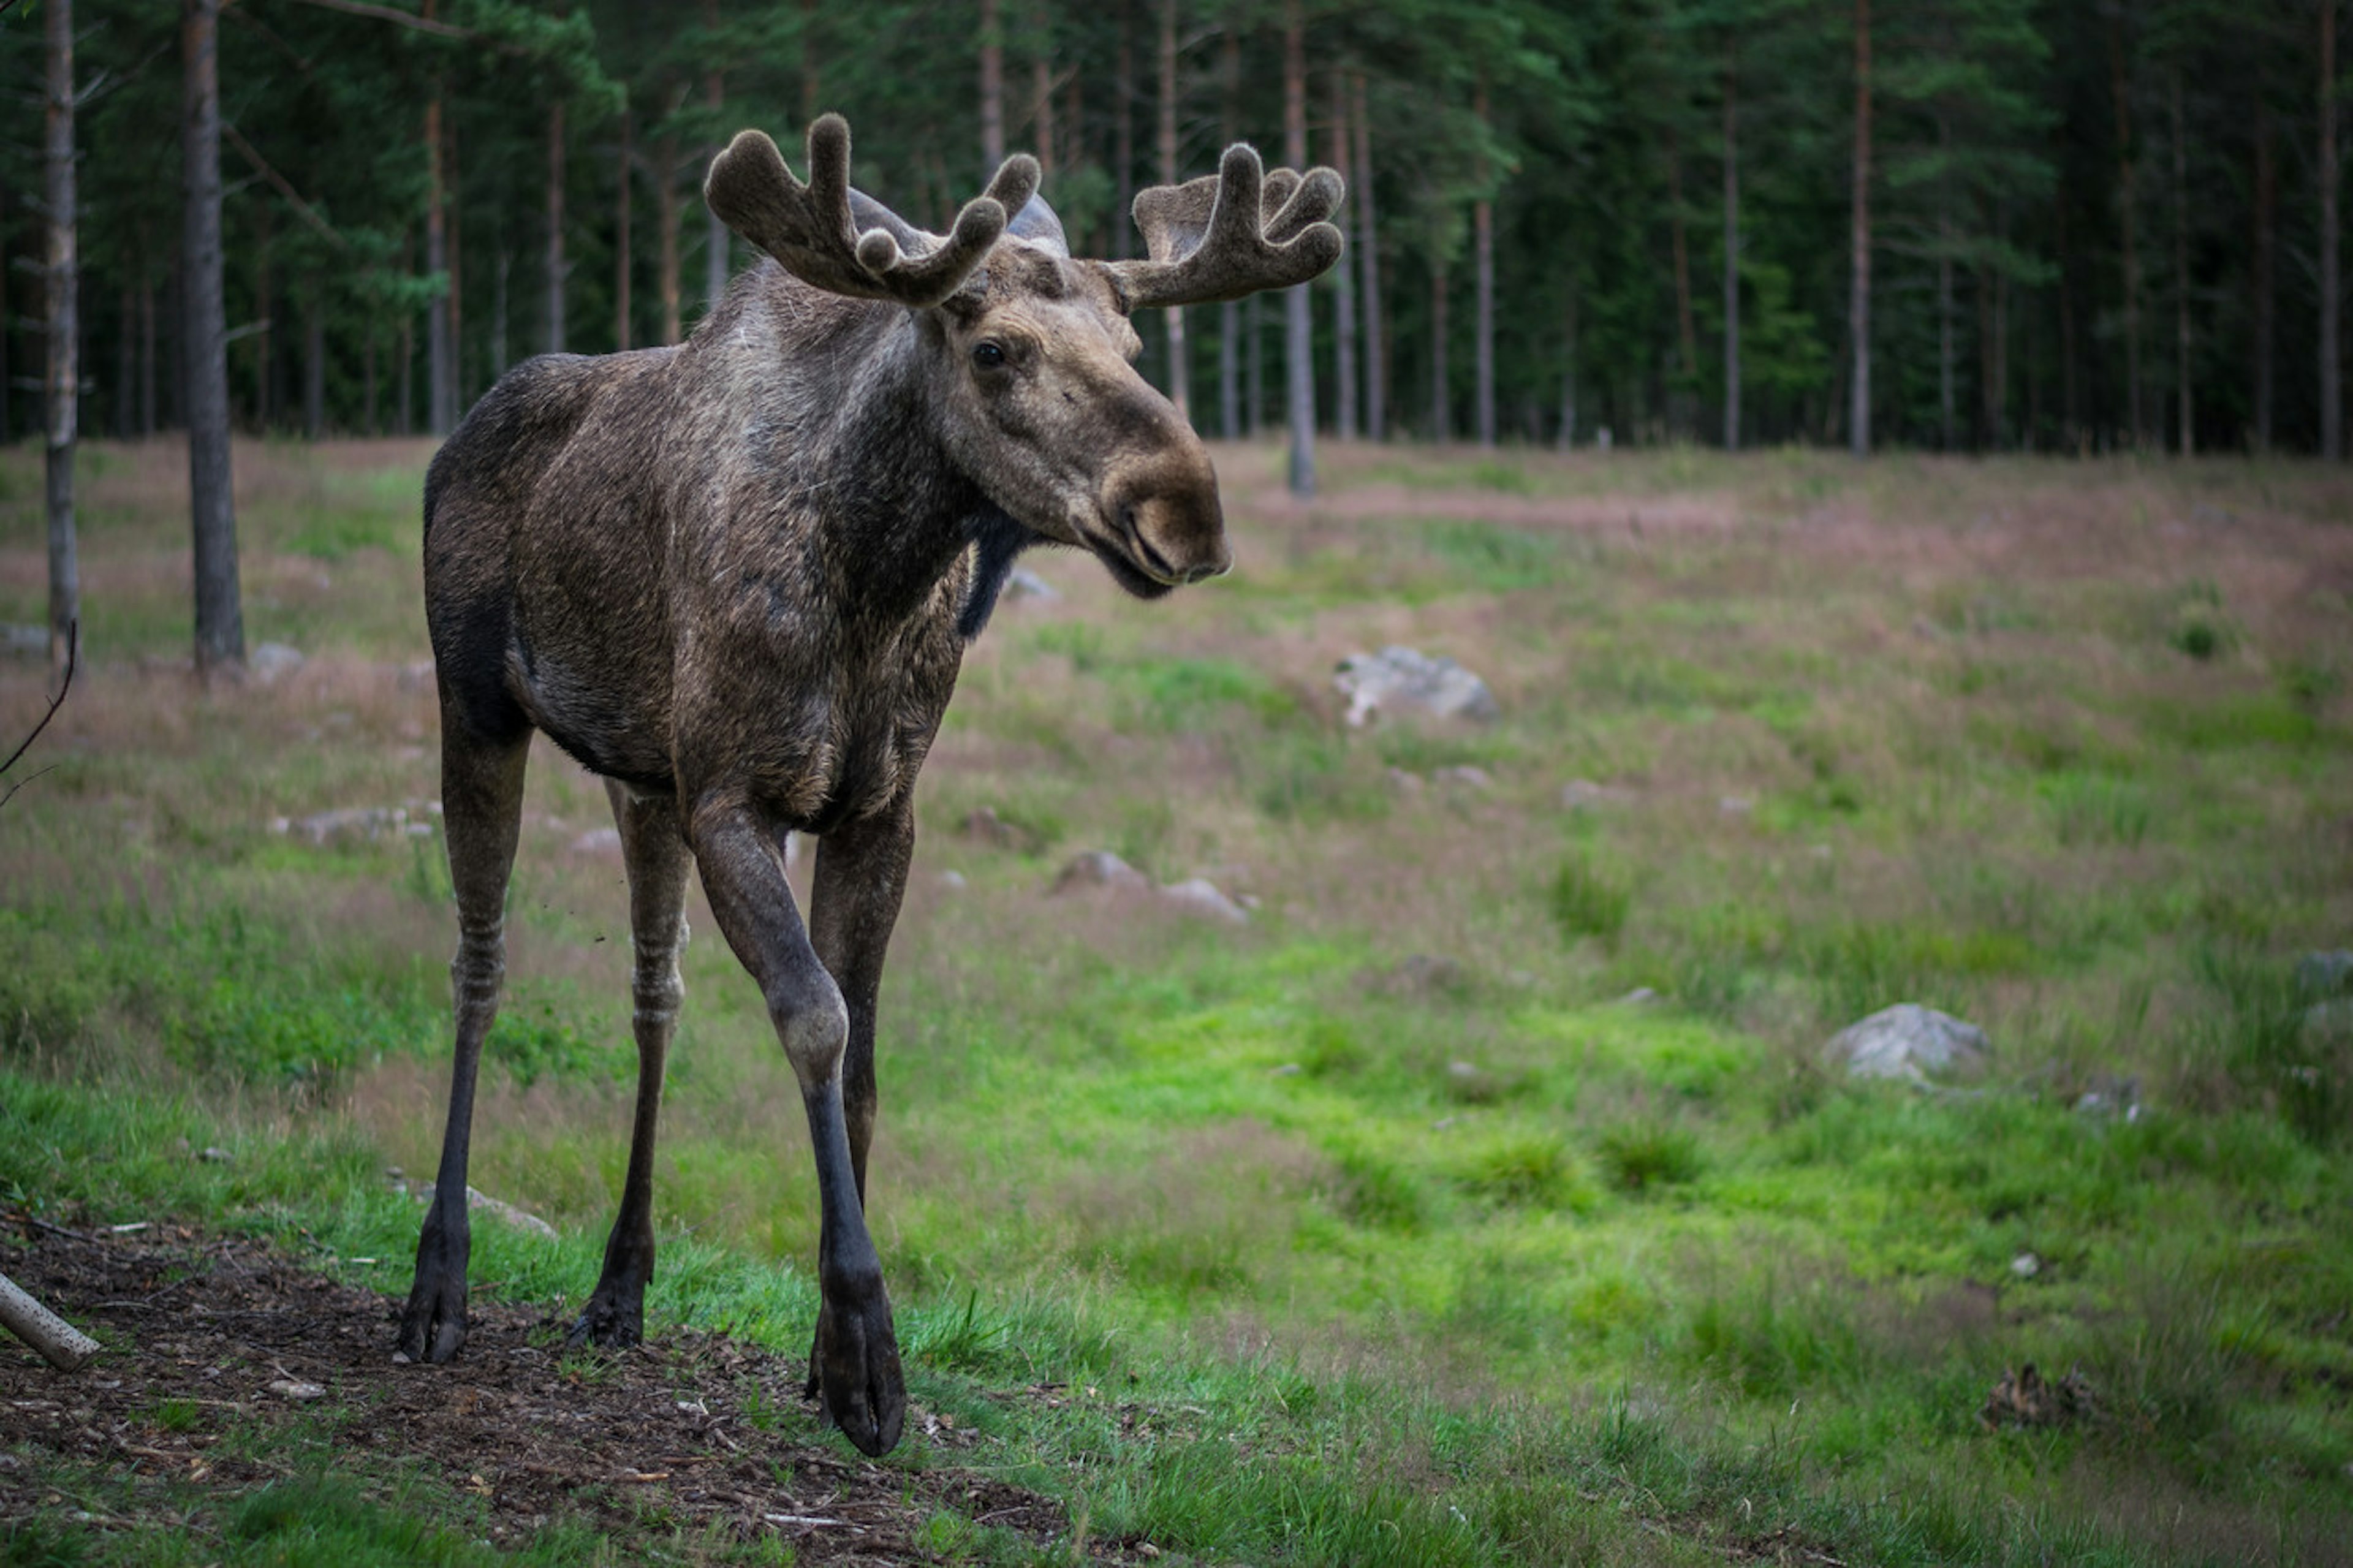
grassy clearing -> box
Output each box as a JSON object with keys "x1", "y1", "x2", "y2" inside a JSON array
[{"x1": 3, "y1": 436, "x2": 2351, "y2": 1563}]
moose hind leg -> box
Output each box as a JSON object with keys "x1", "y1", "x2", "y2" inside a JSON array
[
  {"x1": 396, "y1": 724, "x2": 529, "y2": 1365},
  {"x1": 571, "y1": 782, "x2": 691, "y2": 1349},
  {"x1": 689, "y1": 800, "x2": 904, "y2": 1458}
]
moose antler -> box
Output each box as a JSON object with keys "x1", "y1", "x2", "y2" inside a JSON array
[
  {"x1": 705, "y1": 115, "x2": 1040, "y2": 308},
  {"x1": 1107, "y1": 143, "x2": 1346, "y2": 308}
]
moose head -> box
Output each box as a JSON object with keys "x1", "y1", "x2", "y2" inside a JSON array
[{"x1": 704, "y1": 114, "x2": 1345, "y2": 601}]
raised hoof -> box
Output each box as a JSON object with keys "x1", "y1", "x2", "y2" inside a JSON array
[
  {"x1": 566, "y1": 1287, "x2": 645, "y2": 1350},
  {"x1": 813, "y1": 1288, "x2": 904, "y2": 1458}
]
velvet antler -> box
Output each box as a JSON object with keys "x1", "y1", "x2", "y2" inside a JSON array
[
  {"x1": 1106, "y1": 143, "x2": 1346, "y2": 309},
  {"x1": 705, "y1": 115, "x2": 1040, "y2": 308}
]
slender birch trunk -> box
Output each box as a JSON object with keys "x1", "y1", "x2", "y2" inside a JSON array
[
  {"x1": 1219, "y1": 31, "x2": 1240, "y2": 439},
  {"x1": 1283, "y1": 2, "x2": 1314, "y2": 493},
  {"x1": 1849, "y1": 0, "x2": 1873, "y2": 456},
  {"x1": 616, "y1": 98, "x2": 634, "y2": 351},
  {"x1": 1354, "y1": 73, "x2": 1384, "y2": 441},
  {"x1": 703, "y1": 0, "x2": 728, "y2": 317},
  {"x1": 2321, "y1": 1, "x2": 2341, "y2": 459},
  {"x1": 1158, "y1": 0, "x2": 1188, "y2": 420},
  {"x1": 184, "y1": 0, "x2": 243, "y2": 672},
  {"x1": 1558, "y1": 282, "x2": 1578, "y2": 450},
  {"x1": 1431, "y1": 259, "x2": 1450, "y2": 442},
  {"x1": 980, "y1": 0, "x2": 1006, "y2": 175},
  {"x1": 424, "y1": 2, "x2": 453, "y2": 434},
  {"x1": 1473, "y1": 77, "x2": 1495, "y2": 449},
  {"x1": 546, "y1": 99, "x2": 567, "y2": 353},
  {"x1": 2253, "y1": 100, "x2": 2275, "y2": 451},
  {"x1": 2109, "y1": 15, "x2": 2143, "y2": 447},
  {"x1": 44, "y1": 0, "x2": 77, "y2": 678},
  {"x1": 2170, "y1": 68, "x2": 2192, "y2": 454},
  {"x1": 1723, "y1": 53, "x2": 1740, "y2": 452},
  {"x1": 1329, "y1": 69, "x2": 1356, "y2": 441}
]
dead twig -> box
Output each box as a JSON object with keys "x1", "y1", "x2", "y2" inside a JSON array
[{"x1": 0, "y1": 618, "x2": 75, "y2": 809}]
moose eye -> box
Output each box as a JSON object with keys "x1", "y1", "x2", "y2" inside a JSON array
[{"x1": 972, "y1": 341, "x2": 1007, "y2": 369}]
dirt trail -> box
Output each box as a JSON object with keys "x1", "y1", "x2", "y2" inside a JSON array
[{"x1": 0, "y1": 1218, "x2": 1121, "y2": 1562}]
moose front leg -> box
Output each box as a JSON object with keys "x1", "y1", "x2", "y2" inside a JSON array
[
  {"x1": 689, "y1": 800, "x2": 905, "y2": 1457},
  {"x1": 803, "y1": 801, "x2": 917, "y2": 1388}
]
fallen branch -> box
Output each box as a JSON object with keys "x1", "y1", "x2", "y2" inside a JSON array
[{"x1": 0, "y1": 1268, "x2": 101, "y2": 1371}]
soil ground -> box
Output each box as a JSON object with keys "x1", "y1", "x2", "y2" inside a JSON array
[{"x1": 0, "y1": 1214, "x2": 1126, "y2": 1564}]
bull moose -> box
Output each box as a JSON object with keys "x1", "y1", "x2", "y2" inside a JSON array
[{"x1": 396, "y1": 115, "x2": 1344, "y2": 1456}]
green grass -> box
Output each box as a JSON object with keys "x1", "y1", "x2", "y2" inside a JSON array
[{"x1": 4, "y1": 439, "x2": 2352, "y2": 1564}]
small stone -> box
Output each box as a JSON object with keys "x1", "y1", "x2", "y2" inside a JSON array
[
  {"x1": 1718, "y1": 795, "x2": 1754, "y2": 817},
  {"x1": 287, "y1": 806, "x2": 411, "y2": 846},
  {"x1": 961, "y1": 806, "x2": 1038, "y2": 850},
  {"x1": 1002, "y1": 566, "x2": 1060, "y2": 603},
  {"x1": 1267, "y1": 1062, "x2": 1302, "y2": 1077},
  {"x1": 412, "y1": 1181, "x2": 557, "y2": 1240},
  {"x1": 1434, "y1": 765, "x2": 1493, "y2": 790},
  {"x1": 1559, "y1": 778, "x2": 1627, "y2": 810},
  {"x1": 2294, "y1": 950, "x2": 2353, "y2": 999},
  {"x1": 249, "y1": 642, "x2": 306, "y2": 683},
  {"x1": 1, "y1": 624, "x2": 47, "y2": 658},
  {"x1": 570, "y1": 827, "x2": 624, "y2": 855},
  {"x1": 1375, "y1": 954, "x2": 1468, "y2": 996},
  {"x1": 197, "y1": 1146, "x2": 233, "y2": 1164},
  {"x1": 1159, "y1": 877, "x2": 1250, "y2": 924},
  {"x1": 936, "y1": 869, "x2": 968, "y2": 890},
  {"x1": 2010, "y1": 1252, "x2": 2041, "y2": 1279},
  {"x1": 1616, "y1": 987, "x2": 1658, "y2": 1006},
  {"x1": 1051, "y1": 850, "x2": 1151, "y2": 895},
  {"x1": 1387, "y1": 768, "x2": 1425, "y2": 793},
  {"x1": 267, "y1": 1379, "x2": 327, "y2": 1401}
]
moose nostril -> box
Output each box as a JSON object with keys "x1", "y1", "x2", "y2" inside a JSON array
[{"x1": 1181, "y1": 560, "x2": 1226, "y2": 585}]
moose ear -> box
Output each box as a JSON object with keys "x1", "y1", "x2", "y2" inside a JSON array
[{"x1": 1006, "y1": 192, "x2": 1069, "y2": 257}]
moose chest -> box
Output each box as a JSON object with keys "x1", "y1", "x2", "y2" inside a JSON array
[{"x1": 673, "y1": 557, "x2": 968, "y2": 836}]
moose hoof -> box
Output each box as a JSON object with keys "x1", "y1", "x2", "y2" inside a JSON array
[
  {"x1": 393, "y1": 1278, "x2": 468, "y2": 1365},
  {"x1": 814, "y1": 1292, "x2": 905, "y2": 1457},
  {"x1": 566, "y1": 1287, "x2": 645, "y2": 1350}
]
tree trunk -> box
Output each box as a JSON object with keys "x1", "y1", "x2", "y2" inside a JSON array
[
  {"x1": 1667, "y1": 134, "x2": 1696, "y2": 432},
  {"x1": 303, "y1": 292, "x2": 325, "y2": 438},
  {"x1": 183, "y1": 0, "x2": 243, "y2": 673},
  {"x1": 656, "y1": 115, "x2": 682, "y2": 346},
  {"x1": 704, "y1": 2, "x2": 728, "y2": 318},
  {"x1": 363, "y1": 324, "x2": 377, "y2": 435},
  {"x1": 252, "y1": 199, "x2": 272, "y2": 428},
  {"x1": 1245, "y1": 291, "x2": 1262, "y2": 434},
  {"x1": 980, "y1": 0, "x2": 1006, "y2": 175},
  {"x1": 1283, "y1": 2, "x2": 1314, "y2": 493},
  {"x1": 1329, "y1": 70, "x2": 1356, "y2": 441},
  {"x1": 1849, "y1": 0, "x2": 1872, "y2": 457},
  {"x1": 1113, "y1": 11, "x2": 1133, "y2": 259},
  {"x1": 2321, "y1": 1, "x2": 2341, "y2": 459},
  {"x1": 0, "y1": 182, "x2": 10, "y2": 445},
  {"x1": 445, "y1": 110, "x2": 463, "y2": 407},
  {"x1": 1157, "y1": 0, "x2": 1188, "y2": 421},
  {"x1": 1354, "y1": 73, "x2": 1384, "y2": 441},
  {"x1": 1558, "y1": 281, "x2": 1578, "y2": 450},
  {"x1": 2253, "y1": 99, "x2": 2275, "y2": 451},
  {"x1": 1033, "y1": 4, "x2": 1056, "y2": 172},
  {"x1": 116, "y1": 284, "x2": 134, "y2": 440},
  {"x1": 1431, "y1": 259, "x2": 1451, "y2": 442},
  {"x1": 616, "y1": 97, "x2": 633, "y2": 351},
  {"x1": 1219, "y1": 31, "x2": 1240, "y2": 440},
  {"x1": 2170, "y1": 67, "x2": 2191, "y2": 455},
  {"x1": 44, "y1": 0, "x2": 77, "y2": 679},
  {"x1": 800, "y1": 0, "x2": 820, "y2": 123},
  {"x1": 1723, "y1": 54, "x2": 1740, "y2": 452},
  {"x1": 491, "y1": 246, "x2": 508, "y2": 378},
  {"x1": 1473, "y1": 77, "x2": 1495, "y2": 449},
  {"x1": 424, "y1": 12, "x2": 454, "y2": 435},
  {"x1": 140, "y1": 270, "x2": 157, "y2": 436},
  {"x1": 546, "y1": 99, "x2": 566, "y2": 353},
  {"x1": 396, "y1": 229, "x2": 414, "y2": 436},
  {"x1": 2057, "y1": 184, "x2": 2080, "y2": 444},
  {"x1": 2109, "y1": 15, "x2": 2142, "y2": 448}
]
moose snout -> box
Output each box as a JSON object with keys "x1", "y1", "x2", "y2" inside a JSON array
[{"x1": 1105, "y1": 458, "x2": 1230, "y2": 586}]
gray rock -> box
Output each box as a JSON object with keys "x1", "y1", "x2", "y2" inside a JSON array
[
  {"x1": 282, "y1": 805, "x2": 420, "y2": 846},
  {"x1": 1333, "y1": 646, "x2": 1499, "y2": 727},
  {"x1": 411, "y1": 1181, "x2": 557, "y2": 1240},
  {"x1": 1003, "y1": 566, "x2": 1060, "y2": 604},
  {"x1": 249, "y1": 642, "x2": 306, "y2": 683},
  {"x1": 1825, "y1": 1004, "x2": 1991, "y2": 1083},
  {"x1": 2072, "y1": 1074, "x2": 2140, "y2": 1118},
  {"x1": 1372, "y1": 954, "x2": 1468, "y2": 996},
  {"x1": 1718, "y1": 795, "x2": 1754, "y2": 817},
  {"x1": 1158, "y1": 876, "x2": 1250, "y2": 924},
  {"x1": 1561, "y1": 778, "x2": 1631, "y2": 810},
  {"x1": 2294, "y1": 950, "x2": 2353, "y2": 999},
  {"x1": 2, "y1": 624, "x2": 47, "y2": 657},
  {"x1": 570, "y1": 826, "x2": 624, "y2": 855},
  {"x1": 1434, "y1": 765, "x2": 1493, "y2": 790},
  {"x1": 1051, "y1": 850, "x2": 1153, "y2": 895}
]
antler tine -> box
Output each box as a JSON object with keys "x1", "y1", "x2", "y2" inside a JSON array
[
  {"x1": 1108, "y1": 143, "x2": 1346, "y2": 310},
  {"x1": 705, "y1": 115, "x2": 1040, "y2": 309}
]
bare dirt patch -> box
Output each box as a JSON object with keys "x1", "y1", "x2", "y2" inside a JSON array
[{"x1": 0, "y1": 1216, "x2": 1123, "y2": 1562}]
